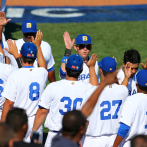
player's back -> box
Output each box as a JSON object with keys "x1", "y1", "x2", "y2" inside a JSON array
[
  {"x1": 86, "y1": 83, "x2": 128, "y2": 136},
  {"x1": 2, "y1": 66, "x2": 48, "y2": 117},
  {"x1": 40, "y1": 79, "x2": 95, "y2": 131}
]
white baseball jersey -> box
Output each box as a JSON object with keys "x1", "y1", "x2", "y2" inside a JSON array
[
  {"x1": 117, "y1": 68, "x2": 137, "y2": 96},
  {"x1": 85, "y1": 84, "x2": 128, "y2": 137},
  {"x1": 2, "y1": 66, "x2": 48, "y2": 117},
  {"x1": 60, "y1": 60, "x2": 99, "y2": 83},
  {"x1": 4, "y1": 38, "x2": 55, "y2": 70},
  {"x1": 119, "y1": 93, "x2": 147, "y2": 142},
  {"x1": 39, "y1": 79, "x2": 96, "y2": 131},
  {"x1": 0, "y1": 62, "x2": 17, "y2": 114}
]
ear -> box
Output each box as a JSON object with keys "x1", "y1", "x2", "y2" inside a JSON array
[
  {"x1": 8, "y1": 138, "x2": 14, "y2": 147},
  {"x1": 79, "y1": 126, "x2": 86, "y2": 135},
  {"x1": 20, "y1": 53, "x2": 22, "y2": 58},
  {"x1": 123, "y1": 61, "x2": 126, "y2": 67},
  {"x1": 100, "y1": 68, "x2": 102, "y2": 74},
  {"x1": 74, "y1": 45, "x2": 78, "y2": 51}
]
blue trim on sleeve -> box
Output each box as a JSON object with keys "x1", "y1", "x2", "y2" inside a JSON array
[
  {"x1": 60, "y1": 67, "x2": 66, "y2": 76},
  {"x1": 118, "y1": 123, "x2": 130, "y2": 138},
  {"x1": 38, "y1": 105, "x2": 45, "y2": 109},
  {"x1": 23, "y1": 66, "x2": 34, "y2": 68},
  {"x1": 0, "y1": 42, "x2": 4, "y2": 49},
  {"x1": 62, "y1": 56, "x2": 69, "y2": 63},
  {"x1": 47, "y1": 66, "x2": 55, "y2": 72}
]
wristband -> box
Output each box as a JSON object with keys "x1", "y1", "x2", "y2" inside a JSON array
[
  {"x1": 16, "y1": 57, "x2": 22, "y2": 68},
  {"x1": 64, "y1": 48, "x2": 71, "y2": 57},
  {"x1": 62, "y1": 56, "x2": 69, "y2": 63}
]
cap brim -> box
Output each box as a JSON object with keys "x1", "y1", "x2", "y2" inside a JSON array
[
  {"x1": 22, "y1": 30, "x2": 37, "y2": 33},
  {"x1": 98, "y1": 61, "x2": 102, "y2": 67}
]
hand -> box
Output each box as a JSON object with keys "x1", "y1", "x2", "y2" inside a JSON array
[
  {"x1": 141, "y1": 58, "x2": 147, "y2": 70},
  {"x1": 124, "y1": 62, "x2": 131, "y2": 79},
  {"x1": 5, "y1": 39, "x2": 19, "y2": 58},
  {"x1": 32, "y1": 30, "x2": 43, "y2": 47},
  {"x1": 113, "y1": 56, "x2": 117, "y2": 63},
  {"x1": 63, "y1": 31, "x2": 75, "y2": 49},
  {"x1": 103, "y1": 70, "x2": 118, "y2": 85},
  {"x1": 0, "y1": 11, "x2": 11, "y2": 26},
  {"x1": 86, "y1": 53, "x2": 97, "y2": 68}
]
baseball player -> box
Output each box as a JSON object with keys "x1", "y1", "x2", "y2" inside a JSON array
[
  {"x1": 117, "y1": 49, "x2": 141, "y2": 96},
  {"x1": 113, "y1": 69, "x2": 147, "y2": 147},
  {"x1": 83, "y1": 57, "x2": 128, "y2": 147},
  {"x1": 60, "y1": 31, "x2": 99, "y2": 83},
  {"x1": 31, "y1": 53, "x2": 98, "y2": 147},
  {"x1": 1, "y1": 38, "x2": 48, "y2": 143},
  {"x1": 3, "y1": 19, "x2": 55, "y2": 82}
]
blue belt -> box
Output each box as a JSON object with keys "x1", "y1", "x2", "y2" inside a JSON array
[{"x1": 50, "y1": 130, "x2": 59, "y2": 133}]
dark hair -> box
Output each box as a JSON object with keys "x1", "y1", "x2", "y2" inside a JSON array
[
  {"x1": 123, "y1": 49, "x2": 141, "y2": 64},
  {"x1": 6, "y1": 108, "x2": 28, "y2": 133},
  {"x1": 131, "y1": 135, "x2": 147, "y2": 147},
  {"x1": 138, "y1": 84, "x2": 147, "y2": 93},
  {"x1": 102, "y1": 69, "x2": 109, "y2": 77},
  {"x1": 22, "y1": 55, "x2": 36, "y2": 64},
  {"x1": 62, "y1": 110, "x2": 86, "y2": 137},
  {"x1": 0, "y1": 122, "x2": 13, "y2": 147},
  {"x1": 66, "y1": 66, "x2": 82, "y2": 78}
]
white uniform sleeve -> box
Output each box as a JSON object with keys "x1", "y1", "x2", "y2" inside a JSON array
[
  {"x1": 0, "y1": 53, "x2": 4, "y2": 63},
  {"x1": 2, "y1": 76, "x2": 17, "y2": 102},
  {"x1": 41, "y1": 42, "x2": 55, "y2": 70},
  {"x1": 119, "y1": 97, "x2": 137, "y2": 127},
  {"x1": 38, "y1": 85, "x2": 54, "y2": 109}
]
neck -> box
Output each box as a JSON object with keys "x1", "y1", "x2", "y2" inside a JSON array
[
  {"x1": 62, "y1": 132, "x2": 80, "y2": 144},
  {"x1": 13, "y1": 132, "x2": 25, "y2": 142},
  {"x1": 137, "y1": 89, "x2": 147, "y2": 94},
  {"x1": 22, "y1": 62, "x2": 33, "y2": 67},
  {"x1": 66, "y1": 75, "x2": 78, "y2": 81}
]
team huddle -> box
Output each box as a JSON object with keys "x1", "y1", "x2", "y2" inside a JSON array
[{"x1": 0, "y1": 10, "x2": 147, "y2": 147}]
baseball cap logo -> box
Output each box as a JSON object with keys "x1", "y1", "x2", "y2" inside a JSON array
[
  {"x1": 109, "y1": 68, "x2": 112, "y2": 71},
  {"x1": 27, "y1": 23, "x2": 32, "y2": 28},
  {"x1": 76, "y1": 66, "x2": 79, "y2": 70},
  {"x1": 82, "y1": 36, "x2": 88, "y2": 41},
  {"x1": 72, "y1": 65, "x2": 76, "y2": 69},
  {"x1": 145, "y1": 83, "x2": 147, "y2": 86}
]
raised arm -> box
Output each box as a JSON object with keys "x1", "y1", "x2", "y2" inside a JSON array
[
  {"x1": 86, "y1": 53, "x2": 98, "y2": 86},
  {"x1": 121, "y1": 62, "x2": 131, "y2": 87},
  {"x1": 32, "y1": 30, "x2": 47, "y2": 69},
  {"x1": 60, "y1": 32, "x2": 75, "y2": 74},
  {"x1": 81, "y1": 71, "x2": 118, "y2": 118}
]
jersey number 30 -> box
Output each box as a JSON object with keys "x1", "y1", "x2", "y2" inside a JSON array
[
  {"x1": 29, "y1": 82, "x2": 40, "y2": 101},
  {"x1": 100, "y1": 100, "x2": 122, "y2": 120},
  {"x1": 59, "y1": 97, "x2": 83, "y2": 115}
]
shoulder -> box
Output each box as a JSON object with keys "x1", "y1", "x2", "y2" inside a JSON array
[{"x1": 41, "y1": 40, "x2": 51, "y2": 48}]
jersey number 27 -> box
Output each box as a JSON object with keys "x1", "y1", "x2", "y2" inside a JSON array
[{"x1": 100, "y1": 100, "x2": 122, "y2": 120}]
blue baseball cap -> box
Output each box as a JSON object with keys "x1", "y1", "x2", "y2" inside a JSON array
[
  {"x1": 22, "y1": 20, "x2": 37, "y2": 33},
  {"x1": 20, "y1": 42, "x2": 37, "y2": 58},
  {"x1": 66, "y1": 54, "x2": 83, "y2": 71},
  {"x1": 98, "y1": 57, "x2": 117, "y2": 72},
  {"x1": 136, "y1": 69, "x2": 147, "y2": 87},
  {"x1": 75, "y1": 34, "x2": 92, "y2": 45}
]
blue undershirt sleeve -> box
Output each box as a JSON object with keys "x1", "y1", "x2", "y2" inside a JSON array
[
  {"x1": 118, "y1": 122, "x2": 130, "y2": 138},
  {"x1": 47, "y1": 66, "x2": 55, "y2": 72}
]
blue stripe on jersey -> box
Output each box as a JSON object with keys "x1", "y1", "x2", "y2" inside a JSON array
[
  {"x1": 118, "y1": 122, "x2": 130, "y2": 138},
  {"x1": 47, "y1": 66, "x2": 55, "y2": 72},
  {"x1": 38, "y1": 105, "x2": 45, "y2": 109},
  {"x1": 23, "y1": 66, "x2": 34, "y2": 68},
  {"x1": 0, "y1": 42, "x2": 4, "y2": 49},
  {"x1": 60, "y1": 67, "x2": 66, "y2": 76}
]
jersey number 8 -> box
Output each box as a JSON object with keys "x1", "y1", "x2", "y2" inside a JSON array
[{"x1": 29, "y1": 82, "x2": 40, "y2": 101}]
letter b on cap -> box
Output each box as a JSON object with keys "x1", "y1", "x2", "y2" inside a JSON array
[
  {"x1": 82, "y1": 36, "x2": 88, "y2": 41},
  {"x1": 27, "y1": 23, "x2": 32, "y2": 28}
]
